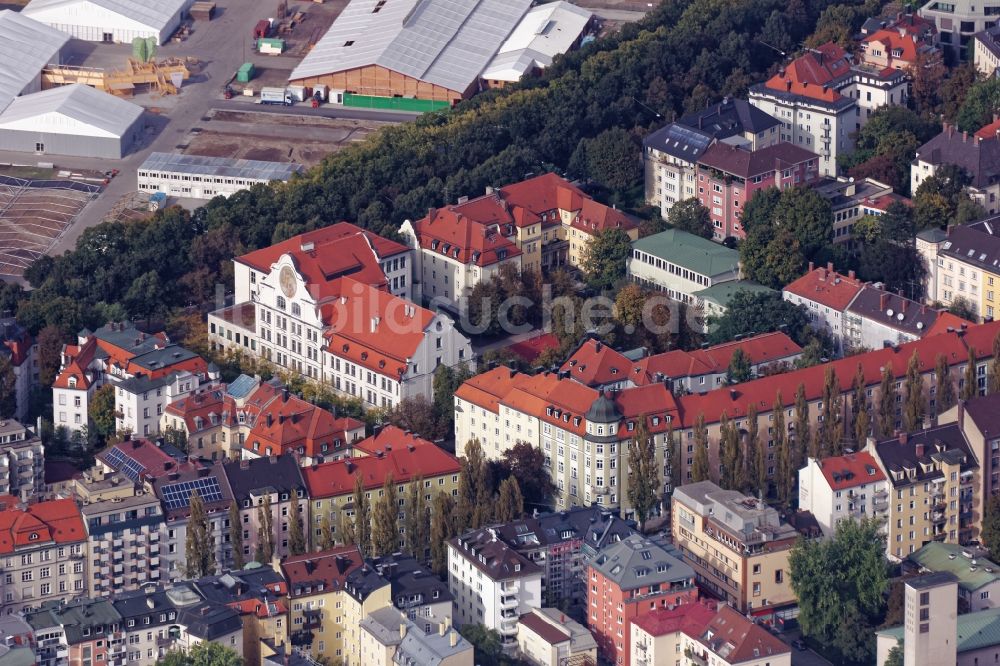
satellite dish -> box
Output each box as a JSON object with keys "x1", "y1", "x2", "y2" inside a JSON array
[
  {"x1": 886, "y1": 309, "x2": 894, "y2": 317},
  {"x1": 897, "y1": 313, "x2": 905, "y2": 321}
]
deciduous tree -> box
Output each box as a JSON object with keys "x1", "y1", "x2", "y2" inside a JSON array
[
  {"x1": 185, "y1": 491, "x2": 213, "y2": 578},
  {"x1": 255, "y1": 494, "x2": 274, "y2": 564},
  {"x1": 430, "y1": 491, "x2": 457, "y2": 576},
  {"x1": 500, "y1": 441, "x2": 555, "y2": 511},
  {"x1": 774, "y1": 392, "x2": 792, "y2": 506},
  {"x1": 691, "y1": 414, "x2": 710, "y2": 483},
  {"x1": 667, "y1": 198, "x2": 713, "y2": 239},
  {"x1": 229, "y1": 502, "x2": 244, "y2": 569},
  {"x1": 581, "y1": 228, "x2": 633, "y2": 290},
  {"x1": 936, "y1": 353, "x2": 957, "y2": 413},
  {"x1": 989, "y1": 333, "x2": 1000, "y2": 395},
  {"x1": 903, "y1": 351, "x2": 926, "y2": 433},
  {"x1": 982, "y1": 494, "x2": 1000, "y2": 559},
  {"x1": 353, "y1": 475, "x2": 370, "y2": 557},
  {"x1": 876, "y1": 365, "x2": 897, "y2": 438},
  {"x1": 405, "y1": 476, "x2": 429, "y2": 559},
  {"x1": 727, "y1": 348, "x2": 751, "y2": 384},
  {"x1": 852, "y1": 363, "x2": 871, "y2": 446},
  {"x1": 719, "y1": 413, "x2": 744, "y2": 491},
  {"x1": 317, "y1": 512, "x2": 335, "y2": 551},
  {"x1": 495, "y1": 477, "x2": 525, "y2": 524},
  {"x1": 88, "y1": 384, "x2": 117, "y2": 445},
  {"x1": 371, "y1": 475, "x2": 399, "y2": 557},
  {"x1": 287, "y1": 491, "x2": 306, "y2": 556},
  {"x1": 962, "y1": 346, "x2": 979, "y2": 401},
  {"x1": 793, "y1": 383, "x2": 810, "y2": 472}
]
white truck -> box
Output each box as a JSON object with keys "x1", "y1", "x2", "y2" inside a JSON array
[{"x1": 259, "y1": 87, "x2": 292, "y2": 106}]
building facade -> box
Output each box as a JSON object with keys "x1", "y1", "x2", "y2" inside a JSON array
[
  {"x1": 797, "y1": 452, "x2": 889, "y2": 539},
  {"x1": 628, "y1": 228, "x2": 741, "y2": 304}
]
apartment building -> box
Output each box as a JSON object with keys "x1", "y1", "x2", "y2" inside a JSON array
[
  {"x1": 282, "y1": 545, "x2": 364, "y2": 662},
  {"x1": 749, "y1": 42, "x2": 907, "y2": 176},
  {"x1": 558, "y1": 334, "x2": 800, "y2": 394},
  {"x1": 869, "y1": 424, "x2": 982, "y2": 560},
  {"x1": 400, "y1": 173, "x2": 639, "y2": 297},
  {"x1": 920, "y1": 0, "x2": 999, "y2": 61},
  {"x1": 844, "y1": 287, "x2": 943, "y2": 351},
  {"x1": 782, "y1": 263, "x2": 865, "y2": 349},
  {"x1": 631, "y1": 602, "x2": 791, "y2": 666},
  {"x1": 110, "y1": 587, "x2": 196, "y2": 665},
  {"x1": 627, "y1": 228, "x2": 741, "y2": 305},
  {"x1": 671, "y1": 481, "x2": 799, "y2": 618},
  {"x1": 516, "y1": 607, "x2": 597, "y2": 666},
  {"x1": 371, "y1": 553, "x2": 454, "y2": 634},
  {"x1": 26, "y1": 598, "x2": 121, "y2": 666},
  {"x1": 487, "y1": 505, "x2": 634, "y2": 611},
  {"x1": 941, "y1": 394, "x2": 1000, "y2": 498},
  {"x1": 341, "y1": 565, "x2": 392, "y2": 666},
  {"x1": 447, "y1": 528, "x2": 543, "y2": 646},
  {"x1": 304, "y1": 427, "x2": 461, "y2": 551},
  {"x1": 82, "y1": 493, "x2": 166, "y2": 598},
  {"x1": 192, "y1": 566, "x2": 288, "y2": 666},
  {"x1": 909, "y1": 542, "x2": 1000, "y2": 612},
  {"x1": 643, "y1": 97, "x2": 781, "y2": 218},
  {"x1": 115, "y1": 369, "x2": 206, "y2": 437},
  {"x1": 812, "y1": 176, "x2": 908, "y2": 245},
  {"x1": 859, "y1": 24, "x2": 940, "y2": 71},
  {"x1": 0, "y1": 420, "x2": 44, "y2": 502},
  {"x1": 586, "y1": 534, "x2": 696, "y2": 666},
  {"x1": 222, "y1": 454, "x2": 307, "y2": 561},
  {"x1": 160, "y1": 379, "x2": 248, "y2": 461},
  {"x1": 912, "y1": 126, "x2": 1000, "y2": 218},
  {"x1": 917, "y1": 218, "x2": 1000, "y2": 320},
  {"x1": 974, "y1": 24, "x2": 1000, "y2": 75},
  {"x1": 0, "y1": 499, "x2": 87, "y2": 614},
  {"x1": 798, "y1": 452, "x2": 889, "y2": 539},
  {"x1": 52, "y1": 323, "x2": 208, "y2": 436},
  {"x1": 694, "y1": 142, "x2": 819, "y2": 240},
  {"x1": 0, "y1": 318, "x2": 37, "y2": 423},
  {"x1": 358, "y1": 607, "x2": 472, "y2": 666},
  {"x1": 146, "y1": 461, "x2": 236, "y2": 579},
  {"x1": 208, "y1": 223, "x2": 471, "y2": 409}
]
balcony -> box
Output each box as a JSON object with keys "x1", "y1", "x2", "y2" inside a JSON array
[
  {"x1": 499, "y1": 595, "x2": 518, "y2": 610},
  {"x1": 932, "y1": 511, "x2": 946, "y2": 524}
]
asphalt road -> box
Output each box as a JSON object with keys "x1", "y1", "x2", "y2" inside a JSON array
[{"x1": 30, "y1": 0, "x2": 417, "y2": 258}]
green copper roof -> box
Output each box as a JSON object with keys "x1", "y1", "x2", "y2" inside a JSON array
[
  {"x1": 631, "y1": 229, "x2": 739, "y2": 278},
  {"x1": 692, "y1": 280, "x2": 775, "y2": 307},
  {"x1": 877, "y1": 606, "x2": 1000, "y2": 654},
  {"x1": 909, "y1": 543, "x2": 1000, "y2": 592}
]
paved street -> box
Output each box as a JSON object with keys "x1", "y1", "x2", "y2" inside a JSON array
[{"x1": 10, "y1": 0, "x2": 417, "y2": 259}]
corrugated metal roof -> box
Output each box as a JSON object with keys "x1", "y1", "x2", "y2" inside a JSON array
[
  {"x1": 0, "y1": 84, "x2": 143, "y2": 138},
  {"x1": 139, "y1": 152, "x2": 304, "y2": 181},
  {"x1": 290, "y1": 0, "x2": 532, "y2": 94},
  {"x1": 22, "y1": 0, "x2": 189, "y2": 33},
  {"x1": 0, "y1": 10, "x2": 70, "y2": 114}
]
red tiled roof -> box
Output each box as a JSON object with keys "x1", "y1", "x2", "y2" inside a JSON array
[
  {"x1": 281, "y1": 545, "x2": 364, "y2": 594},
  {"x1": 411, "y1": 206, "x2": 522, "y2": 267},
  {"x1": 165, "y1": 386, "x2": 239, "y2": 434},
  {"x1": 783, "y1": 265, "x2": 865, "y2": 311},
  {"x1": 454, "y1": 366, "x2": 536, "y2": 413},
  {"x1": 99, "y1": 438, "x2": 195, "y2": 480},
  {"x1": 570, "y1": 198, "x2": 638, "y2": 236},
  {"x1": 302, "y1": 438, "x2": 460, "y2": 499},
  {"x1": 321, "y1": 277, "x2": 436, "y2": 378},
  {"x1": 518, "y1": 611, "x2": 574, "y2": 645},
  {"x1": 977, "y1": 118, "x2": 1000, "y2": 140},
  {"x1": 244, "y1": 382, "x2": 365, "y2": 459},
  {"x1": 0, "y1": 499, "x2": 86, "y2": 553},
  {"x1": 764, "y1": 43, "x2": 851, "y2": 101},
  {"x1": 499, "y1": 172, "x2": 586, "y2": 223},
  {"x1": 351, "y1": 425, "x2": 434, "y2": 457},
  {"x1": 506, "y1": 332, "x2": 560, "y2": 363},
  {"x1": 631, "y1": 600, "x2": 718, "y2": 638},
  {"x1": 229, "y1": 598, "x2": 288, "y2": 618},
  {"x1": 862, "y1": 29, "x2": 920, "y2": 63},
  {"x1": 560, "y1": 338, "x2": 635, "y2": 387},
  {"x1": 924, "y1": 311, "x2": 974, "y2": 338},
  {"x1": 697, "y1": 606, "x2": 790, "y2": 662},
  {"x1": 676, "y1": 320, "x2": 1000, "y2": 427},
  {"x1": 237, "y1": 222, "x2": 407, "y2": 295},
  {"x1": 816, "y1": 451, "x2": 886, "y2": 490},
  {"x1": 635, "y1": 333, "x2": 802, "y2": 383}
]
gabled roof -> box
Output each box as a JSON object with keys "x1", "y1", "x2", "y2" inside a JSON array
[
  {"x1": 814, "y1": 451, "x2": 886, "y2": 491},
  {"x1": 763, "y1": 42, "x2": 852, "y2": 102},
  {"x1": 282, "y1": 545, "x2": 364, "y2": 596},
  {"x1": 0, "y1": 84, "x2": 143, "y2": 138},
  {"x1": 861, "y1": 28, "x2": 922, "y2": 62},
  {"x1": 302, "y1": 436, "x2": 460, "y2": 499},
  {"x1": 223, "y1": 454, "x2": 306, "y2": 502},
  {"x1": 0, "y1": 10, "x2": 69, "y2": 114},
  {"x1": 678, "y1": 97, "x2": 782, "y2": 137},
  {"x1": 450, "y1": 528, "x2": 541, "y2": 581},
  {"x1": 782, "y1": 264, "x2": 865, "y2": 311},
  {"x1": 23, "y1": 0, "x2": 189, "y2": 32},
  {"x1": 560, "y1": 338, "x2": 634, "y2": 387},
  {"x1": 235, "y1": 221, "x2": 406, "y2": 293},
  {"x1": 845, "y1": 285, "x2": 939, "y2": 336},
  {"x1": 0, "y1": 499, "x2": 85, "y2": 554},
  {"x1": 411, "y1": 206, "x2": 522, "y2": 267},
  {"x1": 695, "y1": 605, "x2": 790, "y2": 663},
  {"x1": 914, "y1": 125, "x2": 1000, "y2": 189},
  {"x1": 290, "y1": 0, "x2": 533, "y2": 93},
  {"x1": 631, "y1": 600, "x2": 718, "y2": 638}
]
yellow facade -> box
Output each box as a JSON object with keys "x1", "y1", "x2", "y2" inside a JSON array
[
  {"x1": 983, "y1": 270, "x2": 1000, "y2": 321},
  {"x1": 288, "y1": 586, "x2": 343, "y2": 661},
  {"x1": 342, "y1": 583, "x2": 392, "y2": 666}
]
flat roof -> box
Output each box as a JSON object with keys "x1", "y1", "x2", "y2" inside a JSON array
[
  {"x1": 0, "y1": 10, "x2": 70, "y2": 114},
  {"x1": 909, "y1": 543, "x2": 1000, "y2": 592},
  {"x1": 631, "y1": 228, "x2": 740, "y2": 278},
  {"x1": 139, "y1": 152, "x2": 304, "y2": 182},
  {"x1": 291, "y1": 0, "x2": 533, "y2": 93}
]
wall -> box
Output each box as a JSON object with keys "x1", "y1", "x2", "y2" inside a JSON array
[
  {"x1": 291, "y1": 64, "x2": 465, "y2": 104},
  {"x1": 0, "y1": 128, "x2": 128, "y2": 160}
]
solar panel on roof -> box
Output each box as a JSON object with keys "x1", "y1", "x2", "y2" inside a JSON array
[
  {"x1": 104, "y1": 447, "x2": 146, "y2": 482},
  {"x1": 161, "y1": 477, "x2": 224, "y2": 509}
]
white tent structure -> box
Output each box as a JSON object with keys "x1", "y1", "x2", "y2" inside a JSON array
[
  {"x1": 0, "y1": 84, "x2": 145, "y2": 158},
  {"x1": 0, "y1": 10, "x2": 70, "y2": 113},
  {"x1": 21, "y1": 0, "x2": 191, "y2": 45},
  {"x1": 480, "y1": 2, "x2": 592, "y2": 84}
]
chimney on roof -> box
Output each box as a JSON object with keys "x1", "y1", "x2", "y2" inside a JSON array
[
  {"x1": 964, "y1": 131, "x2": 969, "y2": 143},
  {"x1": 916, "y1": 441, "x2": 925, "y2": 457},
  {"x1": 947, "y1": 123, "x2": 954, "y2": 138},
  {"x1": 240, "y1": 459, "x2": 250, "y2": 470},
  {"x1": 898, "y1": 431, "x2": 908, "y2": 445},
  {"x1": 266, "y1": 414, "x2": 273, "y2": 427},
  {"x1": 848, "y1": 270, "x2": 856, "y2": 280},
  {"x1": 808, "y1": 261, "x2": 814, "y2": 272},
  {"x1": 827, "y1": 261, "x2": 834, "y2": 273},
  {"x1": 786, "y1": 79, "x2": 792, "y2": 92},
  {"x1": 880, "y1": 292, "x2": 889, "y2": 311},
  {"x1": 282, "y1": 388, "x2": 289, "y2": 403},
  {"x1": 449, "y1": 629, "x2": 458, "y2": 648}
]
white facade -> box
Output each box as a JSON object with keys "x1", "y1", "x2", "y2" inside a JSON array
[
  {"x1": 750, "y1": 73, "x2": 907, "y2": 177},
  {"x1": 921, "y1": 0, "x2": 996, "y2": 61},
  {"x1": 210, "y1": 250, "x2": 472, "y2": 410},
  {"x1": 447, "y1": 540, "x2": 542, "y2": 644},
  {"x1": 22, "y1": 0, "x2": 191, "y2": 45},
  {"x1": 399, "y1": 219, "x2": 521, "y2": 312},
  {"x1": 797, "y1": 456, "x2": 889, "y2": 539},
  {"x1": 137, "y1": 153, "x2": 304, "y2": 201},
  {"x1": 53, "y1": 377, "x2": 90, "y2": 436},
  {"x1": 115, "y1": 371, "x2": 202, "y2": 437}
]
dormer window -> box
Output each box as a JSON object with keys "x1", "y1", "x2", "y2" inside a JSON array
[{"x1": 68, "y1": 377, "x2": 77, "y2": 388}]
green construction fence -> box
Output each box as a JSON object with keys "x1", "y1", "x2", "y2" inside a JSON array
[{"x1": 342, "y1": 93, "x2": 450, "y2": 112}]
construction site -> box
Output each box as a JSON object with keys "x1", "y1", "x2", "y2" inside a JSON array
[{"x1": 41, "y1": 57, "x2": 196, "y2": 98}]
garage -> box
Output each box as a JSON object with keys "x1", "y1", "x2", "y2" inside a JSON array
[
  {"x1": 21, "y1": 0, "x2": 191, "y2": 46},
  {"x1": 0, "y1": 84, "x2": 145, "y2": 159}
]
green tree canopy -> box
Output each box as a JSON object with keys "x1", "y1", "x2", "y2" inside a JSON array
[
  {"x1": 581, "y1": 228, "x2": 633, "y2": 290},
  {"x1": 157, "y1": 641, "x2": 242, "y2": 666},
  {"x1": 667, "y1": 198, "x2": 713, "y2": 239},
  {"x1": 707, "y1": 291, "x2": 813, "y2": 346},
  {"x1": 957, "y1": 76, "x2": 1000, "y2": 133}
]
